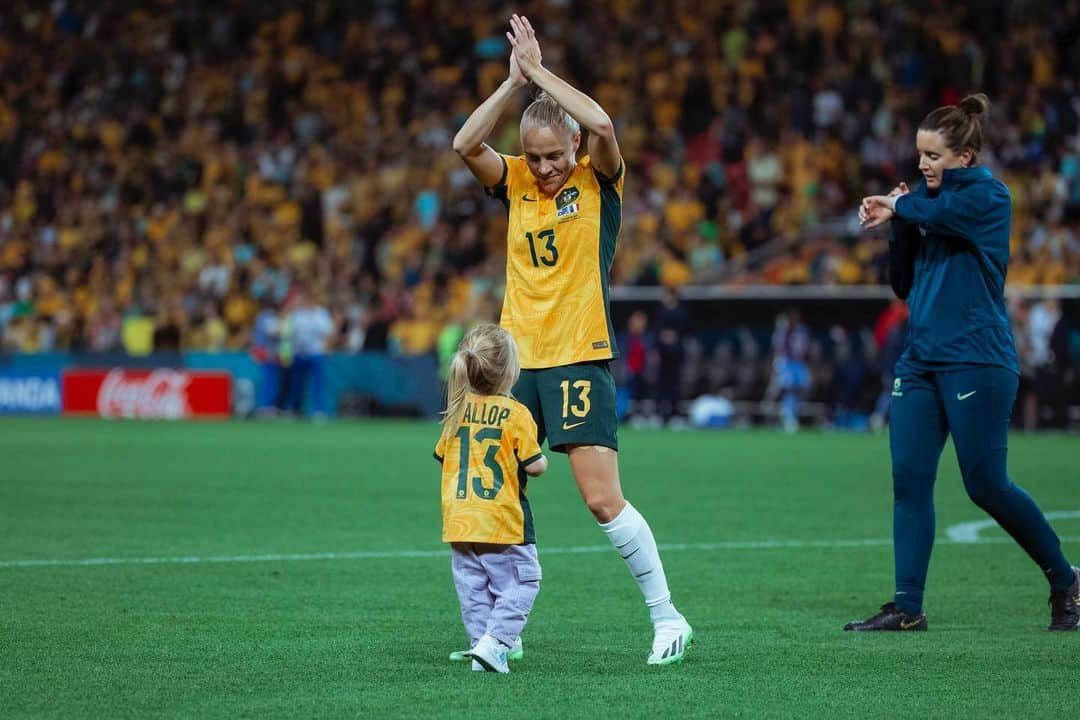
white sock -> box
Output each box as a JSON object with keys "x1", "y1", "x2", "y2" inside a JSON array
[{"x1": 599, "y1": 502, "x2": 680, "y2": 624}]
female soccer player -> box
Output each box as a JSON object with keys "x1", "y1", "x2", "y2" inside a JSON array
[
  {"x1": 452, "y1": 15, "x2": 693, "y2": 663},
  {"x1": 847, "y1": 94, "x2": 1079, "y2": 632}
]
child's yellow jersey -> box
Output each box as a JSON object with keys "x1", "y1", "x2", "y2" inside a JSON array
[
  {"x1": 435, "y1": 392, "x2": 544, "y2": 544},
  {"x1": 488, "y1": 154, "x2": 624, "y2": 369}
]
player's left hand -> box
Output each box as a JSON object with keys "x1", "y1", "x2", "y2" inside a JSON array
[
  {"x1": 507, "y1": 14, "x2": 542, "y2": 77},
  {"x1": 859, "y1": 195, "x2": 894, "y2": 230}
]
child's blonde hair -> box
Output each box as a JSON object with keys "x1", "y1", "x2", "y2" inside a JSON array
[{"x1": 441, "y1": 324, "x2": 520, "y2": 437}]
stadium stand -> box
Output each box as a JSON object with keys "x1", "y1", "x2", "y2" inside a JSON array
[{"x1": 0, "y1": 1, "x2": 1076, "y2": 426}]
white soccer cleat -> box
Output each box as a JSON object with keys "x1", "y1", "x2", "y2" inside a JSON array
[
  {"x1": 464, "y1": 634, "x2": 510, "y2": 673},
  {"x1": 451, "y1": 636, "x2": 522, "y2": 662},
  {"x1": 647, "y1": 617, "x2": 694, "y2": 666}
]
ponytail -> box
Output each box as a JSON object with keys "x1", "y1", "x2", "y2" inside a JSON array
[
  {"x1": 441, "y1": 351, "x2": 472, "y2": 439},
  {"x1": 957, "y1": 93, "x2": 989, "y2": 118}
]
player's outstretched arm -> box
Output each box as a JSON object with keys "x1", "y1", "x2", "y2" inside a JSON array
[
  {"x1": 452, "y1": 47, "x2": 530, "y2": 187},
  {"x1": 507, "y1": 14, "x2": 621, "y2": 178}
]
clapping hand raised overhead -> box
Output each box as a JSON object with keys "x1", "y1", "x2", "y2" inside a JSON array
[{"x1": 506, "y1": 14, "x2": 542, "y2": 78}]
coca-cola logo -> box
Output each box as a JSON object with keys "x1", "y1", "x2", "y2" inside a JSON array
[{"x1": 97, "y1": 370, "x2": 192, "y2": 419}]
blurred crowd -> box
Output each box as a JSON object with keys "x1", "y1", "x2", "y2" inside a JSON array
[
  {"x1": 0, "y1": 1, "x2": 1079, "y2": 356},
  {"x1": 623, "y1": 295, "x2": 1076, "y2": 430}
]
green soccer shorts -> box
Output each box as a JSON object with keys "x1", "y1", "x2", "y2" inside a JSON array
[{"x1": 512, "y1": 361, "x2": 618, "y2": 453}]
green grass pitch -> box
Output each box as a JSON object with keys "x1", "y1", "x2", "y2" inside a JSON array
[{"x1": 2, "y1": 418, "x2": 1078, "y2": 718}]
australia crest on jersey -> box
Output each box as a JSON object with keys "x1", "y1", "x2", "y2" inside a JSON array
[{"x1": 556, "y1": 186, "x2": 580, "y2": 218}]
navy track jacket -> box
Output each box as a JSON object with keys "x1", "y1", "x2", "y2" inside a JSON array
[{"x1": 888, "y1": 166, "x2": 1019, "y2": 375}]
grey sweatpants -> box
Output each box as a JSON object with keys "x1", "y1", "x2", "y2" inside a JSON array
[{"x1": 450, "y1": 542, "x2": 542, "y2": 649}]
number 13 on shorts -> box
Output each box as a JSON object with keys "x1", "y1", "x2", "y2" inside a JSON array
[{"x1": 560, "y1": 379, "x2": 591, "y2": 418}]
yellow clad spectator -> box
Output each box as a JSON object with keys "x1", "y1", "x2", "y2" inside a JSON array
[
  {"x1": 122, "y1": 316, "x2": 155, "y2": 356},
  {"x1": 659, "y1": 249, "x2": 692, "y2": 288}
]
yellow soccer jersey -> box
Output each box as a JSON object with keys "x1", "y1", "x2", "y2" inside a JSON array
[
  {"x1": 487, "y1": 154, "x2": 624, "y2": 369},
  {"x1": 434, "y1": 392, "x2": 544, "y2": 544}
]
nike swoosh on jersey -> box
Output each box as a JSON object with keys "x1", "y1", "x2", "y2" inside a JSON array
[
  {"x1": 957, "y1": 391, "x2": 977, "y2": 400},
  {"x1": 562, "y1": 421, "x2": 587, "y2": 430},
  {"x1": 522, "y1": 194, "x2": 537, "y2": 202}
]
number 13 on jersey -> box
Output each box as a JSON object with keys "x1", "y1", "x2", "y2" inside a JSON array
[
  {"x1": 526, "y1": 230, "x2": 558, "y2": 267},
  {"x1": 454, "y1": 426, "x2": 504, "y2": 501}
]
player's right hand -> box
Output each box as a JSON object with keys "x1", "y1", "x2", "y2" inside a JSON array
[
  {"x1": 509, "y1": 45, "x2": 527, "y2": 88},
  {"x1": 858, "y1": 195, "x2": 894, "y2": 229}
]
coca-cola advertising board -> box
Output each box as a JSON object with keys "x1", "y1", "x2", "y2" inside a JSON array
[{"x1": 62, "y1": 369, "x2": 232, "y2": 419}]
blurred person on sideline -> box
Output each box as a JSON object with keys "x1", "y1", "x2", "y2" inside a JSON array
[
  {"x1": 624, "y1": 310, "x2": 650, "y2": 419},
  {"x1": 1011, "y1": 299, "x2": 1039, "y2": 429},
  {"x1": 1029, "y1": 298, "x2": 1071, "y2": 428},
  {"x1": 829, "y1": 326, "x2": 871, "y2": 430},
  {"x1": 283, "y1": 286, "x2": 335, "y2": 420},
  {"x1": 769, "y1": 308, "x2": 811, "y2": 431},
  {"x1": 251, "y1": 295, "x2": 283, "y2": 418},
  {"x1": 654, "y1": 289, "x2": 688, "y2": 423}
]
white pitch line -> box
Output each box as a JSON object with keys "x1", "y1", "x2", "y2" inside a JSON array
[
  {"x1": 946, "y1": 510, "x2": 1080, "y2": 543},
  {"x1": 2, "y1": 535, "x2": 1079, "y2": 569}
]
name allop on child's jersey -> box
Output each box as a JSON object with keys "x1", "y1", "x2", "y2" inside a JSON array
[{"x1": 462, "y1": 401, "x2": 511, "y2": 427}]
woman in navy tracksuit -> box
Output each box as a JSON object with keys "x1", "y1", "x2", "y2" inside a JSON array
[{"x1": 846, "y1": 94, "x2": 1078, "y2": 632}]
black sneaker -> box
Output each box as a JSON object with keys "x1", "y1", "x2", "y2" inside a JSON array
[
  {"x1": 1048, "y1": 565, "x2": 1080, "y2": 632},
  {"x1": 844, "y1": 602, "x2": 927, "y2": 631}
]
